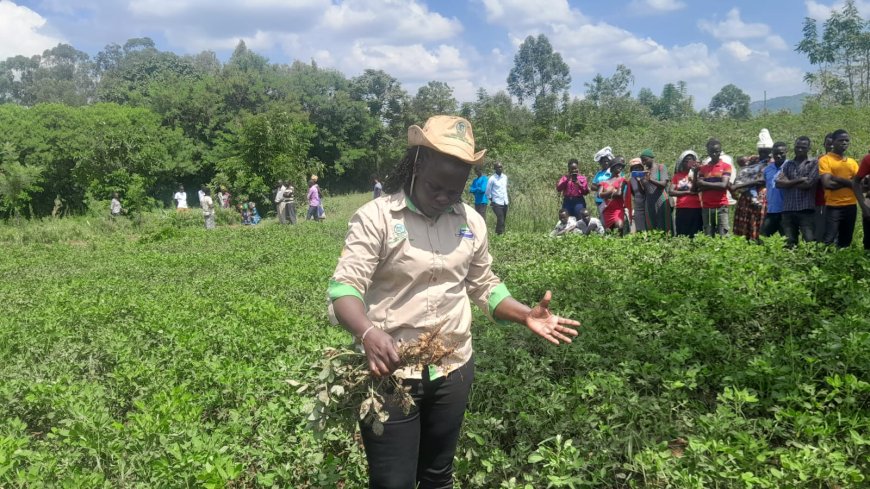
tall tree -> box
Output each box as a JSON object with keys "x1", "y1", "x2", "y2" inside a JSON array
[
  {"x1": 506, "y1": 34, "x2": 571, "y2": 122},
  {"x1": 0, "y1": 142, "x2": 43, "y2": 221},
  {"x1": 796, "y1": 0, "x2": 870, "y2": 106},
  {"x1": 584, "y1": 64, "x2": 634, "y2": 106},
  {"x1": 708, "y1": 84, "x2": 751, "y2": 119},
  {"x1": 410, "y1": 81, "x2": 457, "y2": 123}
]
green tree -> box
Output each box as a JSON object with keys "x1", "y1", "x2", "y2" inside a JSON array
[
  {"x1": 708, "y1": 84, "x2": 751, "y2": 119},
  {"x1": 0, "y1": 44, "x2": 95, "y2": 106},
  {"x1": 410, "y1": 81, "x2": 457, "y2": 123},
  {"x1": 796, "y1": 0, "x2": 870, "y2": 106},
  {"x1": 507, "y1": 34, "x2": 571, "y2": 123},
  {"x1": 584, "y1": 64, "x2": 634, "y2": 106},
  {"x1": 0, "y1": 143, "x2": 43, "y2": 222},
  {"x1": 638, "y1": 81, "x2": 695, "y2": 120}
]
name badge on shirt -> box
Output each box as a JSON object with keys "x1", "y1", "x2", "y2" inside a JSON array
[{"x1": 456, "y1": 225, "x2": 474, "y2": 240}]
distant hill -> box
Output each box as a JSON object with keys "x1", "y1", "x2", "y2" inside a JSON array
[{"x1": 750, "y1": 93, "x2": 811, "y2": 114}]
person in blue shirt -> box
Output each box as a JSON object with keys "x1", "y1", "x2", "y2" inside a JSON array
[
  {"x1": 468, "y1": 166, "x2": 489, "y2": 217},
  {"x1": 762, "y1": 142, "x2": 787, "y2": 237},
  {"x1": 590, "y1": 146, "x2": 614, "y2": 217}
]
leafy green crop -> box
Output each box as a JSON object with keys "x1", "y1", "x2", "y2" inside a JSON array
[{"x1": 0, "y1": 194, "x2": 868, "y2": 487}]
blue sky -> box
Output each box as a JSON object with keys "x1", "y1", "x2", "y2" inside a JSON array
[{"x1": 2, "y1": 0, "x2": 868, "y2": 107}]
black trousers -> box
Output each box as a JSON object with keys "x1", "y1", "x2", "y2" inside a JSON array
[
  {"x1": 781, "y1": 210, "x2": 815, "y2": 247},
  {"x1": 474, "y1": 203, "x2": 487, "y2": 218},
  {"x1": 864, "y1": 214, "x2": 870, "y2": 251},
  {"x1": 360, "y1": 359, "x2": 474, "y2": 489},
  {"x1": 823, "y1": 204, "x2": 857, "y2": 248},
  {"x1": 674, "y1": 208, "x2": 703, "y2": 238},
  {"x1": 761, "y1": 212, "x2": 782, "y2": 237},
  {"x1": 491, "y1": 204, "x2": 508, "y2": 235}
]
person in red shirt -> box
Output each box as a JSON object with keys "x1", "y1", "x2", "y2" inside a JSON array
[
  {"x1": 853, "y1": 150, "x2": 870, "y2": 250},
  {"x1": 599, "y1": 160, "x2": 628, "y2": 236},
  {"x1": 694, "y1": 138, "x2": 732, "y2": 237},
  {"x1": 670, "y1": 150, "x2": 702, "y2": 237}
]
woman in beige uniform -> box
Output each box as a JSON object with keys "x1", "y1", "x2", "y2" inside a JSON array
[{"x1": 327, "y1": 115, "x2": 579, "y2": 489}]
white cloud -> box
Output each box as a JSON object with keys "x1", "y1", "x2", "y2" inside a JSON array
[
  {"x1": 721, "y1": 41, "x2": 754, "y2": 62},
  {"x1": 0, "y1": 1, "x2": 65, "y2": 60},
  {"x1": 319, "y1": 0, "x2": 462, "y2": 43},
  {"x1": 480, "y1": 0, "x2": 585, "y2": 27},
  {"x1": 697, "y1": 8, "x2": 772, "y2": 41},
  {"x1": 629, "y1": 0, "x2": 686, "y2": 14},
  {"x1": 806, "y1": 0, "x2": 870, "y2": 20}
]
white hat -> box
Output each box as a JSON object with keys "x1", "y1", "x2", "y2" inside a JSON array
[{"x1": 757, "y1": 129, "x2": 773, "y2": 149}]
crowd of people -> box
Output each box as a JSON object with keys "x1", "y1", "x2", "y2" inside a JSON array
[{"x1": 543, "y1": 129, "x2": 870, "y2": 250}]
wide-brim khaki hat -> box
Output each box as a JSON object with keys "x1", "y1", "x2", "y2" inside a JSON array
[{"x1": 408, "y1": 115, "x2": 486, "y2": 165}]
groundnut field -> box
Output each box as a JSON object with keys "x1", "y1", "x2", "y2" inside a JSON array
[{"x1": 1, "y1": 197, "x2": 869, "y2": 488}]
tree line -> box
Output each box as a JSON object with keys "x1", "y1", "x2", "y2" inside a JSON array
[{"x1": 1, "y1": 1, "x2": 867, "y2": 219}]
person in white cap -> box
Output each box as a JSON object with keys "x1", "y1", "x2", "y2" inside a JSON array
[
  {"x1": 590, "y1": 146, "x2": 614, "y2": 217},
  {"x1": 327, "y1": 115, "x2": 579, "y2": 489}
]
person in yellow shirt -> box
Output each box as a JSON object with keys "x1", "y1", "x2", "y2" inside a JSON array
[
  {"x1": 327, "y1": 115, "x2": 579, "y2": 489},
  {"x1": 818, "y1": 129, "x2": 859, "y2": 248}
]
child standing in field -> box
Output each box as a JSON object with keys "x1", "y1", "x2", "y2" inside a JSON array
[
  {"x1": 110, "y1": 192, "x2": 123, "y2": 219},
  {"x1": 173, "y1": 185, "x2": 189, "y2": 212}
]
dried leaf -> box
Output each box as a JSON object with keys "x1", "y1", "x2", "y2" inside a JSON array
[{"x1": 371, "y1": 420, "x2": 384, "y2": 436}]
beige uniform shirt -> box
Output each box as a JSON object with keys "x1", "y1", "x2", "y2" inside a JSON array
[{"x1": 328, "y1": 191, "x2": 511, "y2": 379}]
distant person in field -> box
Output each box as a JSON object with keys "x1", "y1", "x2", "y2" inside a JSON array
[
  {"x1": 372, "y1": 175, "x2": 383, "y2": 199},
  {"x1": 468, "y1": 165, "x2": 489, "y2": 217},
  {"x1": 486, "y1": 161, "x2": 509, "y2": 235},
  {"x1": 599, "y1": 159, "x2": 628, "y2": 236},
  {"x1": 201, "y1": 188, "x2": 215, "y2": 229},
  {"x1": 576, "y1": 207, "x2": 605, "y2": 236},
  {"x1": 110, "y1": 192, "x2": 123, "y2": 219},
  {"x1": 249, "y1": 201, "x2": 261, "y2": 225},
  {"x1": 218, "y1": 186, "x2": 231, "y2": 209},
  {"x1": 550, "y1": 209, "x2": 578, "y2": 237},
  {"x1": 307, "y1": 179, "x2": 323, "y2": 221},
  {"x1": 819, "y1": 129, "x2": 859, "y2": 248},
  {"x1": 731, "y1": 155, "x2": 765, "y2": 241},
  {"x1": 761, "y1": 141, "x2": 788, "y2": 237},
  {"x1": 312, "y1": 175, "x2": 326, "y2": 219},
  {"x1": 327, "y1": 115, "x2": 578, "y2": 489},
  {"x1": 854, "y1": 149, "x2": 870, "y2": 251},
  {"x1": 591, "y1": 146, "x2": 614, "y2": 217},
  {"x1": 173, "y1": 185, "x2": 189, "y2": 212},
  {"x1": 627, "y1": 158, "x2": 647, "y2": 232},
  {"x1": 556, "y1": 158, "x2": 589, "y2": 218},
  {"x1": 198, "y1": 185, "x2": 207, "y2": 207},
  {"x1": 776, "y1": 136, "x2": 818, "y2": 247},
  {"x1": 285, "y1": 180, "x2": 297, "y2": 224},
  {"x1": 639, "y1": 148, "x2": 673, "y2": 234},
  {"x1": 275, "y1": 180, "x2": 288, "y2": 224},
  {"x1": 695, "y1": 139, "x2": 731, "y2": 237},
  {"x1": 815, "y1": 133, "x2": 834, "y2": 240},
  {"x1": 670, "y1": 150, "x2": 703, "y2": 238}
]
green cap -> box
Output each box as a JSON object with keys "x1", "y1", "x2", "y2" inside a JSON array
[{"x1": 640, "y1": 149, "x2": 655, "y2": 159}]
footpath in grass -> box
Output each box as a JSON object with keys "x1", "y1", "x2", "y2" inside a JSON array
[{"x1": 0, "y1": 195, "x2": 868, "y2": 487}]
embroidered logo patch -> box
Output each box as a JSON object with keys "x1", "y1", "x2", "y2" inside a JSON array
[
  {"x1": 456, "y1": 225, "x2": 474, "y2": 239},
  {"x1": 389, "y1": 222, "x2": 409, "y2": 244}
]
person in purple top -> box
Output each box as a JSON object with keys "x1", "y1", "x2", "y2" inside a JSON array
[
  {"x1": 307, "y1": 179, "x2": 323, "y2": 221},
  {"x1": 556, "y1": 159, "x2": 589, "y2": 218}
]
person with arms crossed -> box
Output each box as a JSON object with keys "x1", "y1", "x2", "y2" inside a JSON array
[
  {"x1": 819, "y1": 129, "x2": 859, "y2": 248},
  {"x1": 694, "y1": 139, "x2": 732, "y2": 237},
  {"x1": 327, "y1": 115, "x2": 579, "y2": 489},
  {"x1": 776, "y1": 136, "x2": 818, "y2": 247}
]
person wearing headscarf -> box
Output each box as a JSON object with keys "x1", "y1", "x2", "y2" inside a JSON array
[
  {"x1": 327, "y1": 115, "x2": 579, "y2": 489},
  {"x1": 590, "y1": 146, "x2": 614, "y2": 217},
  {"x1": 639, "y1": 148, "x2": 673, "y2": 235},
  {"x1": 669, "y1": 150, "x2": 703, "y2": 237}
]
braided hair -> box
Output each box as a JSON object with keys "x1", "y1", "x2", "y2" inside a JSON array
[{"x1": 384, "y1": 146, "x2": 432, "y2": 194}]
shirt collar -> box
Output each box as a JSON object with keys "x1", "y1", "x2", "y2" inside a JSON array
[{"x1": 389, "y1": 190, "x2": 460, "y2": 216}]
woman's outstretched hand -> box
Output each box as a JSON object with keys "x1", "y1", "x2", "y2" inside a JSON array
[{"x1": 524, "y1": 290, "x2": 580, "y2": 345}]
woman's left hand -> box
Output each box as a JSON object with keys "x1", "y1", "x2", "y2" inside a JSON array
[{"x1": 525, "y1": 291, "x2": 580, "y2": 345}]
